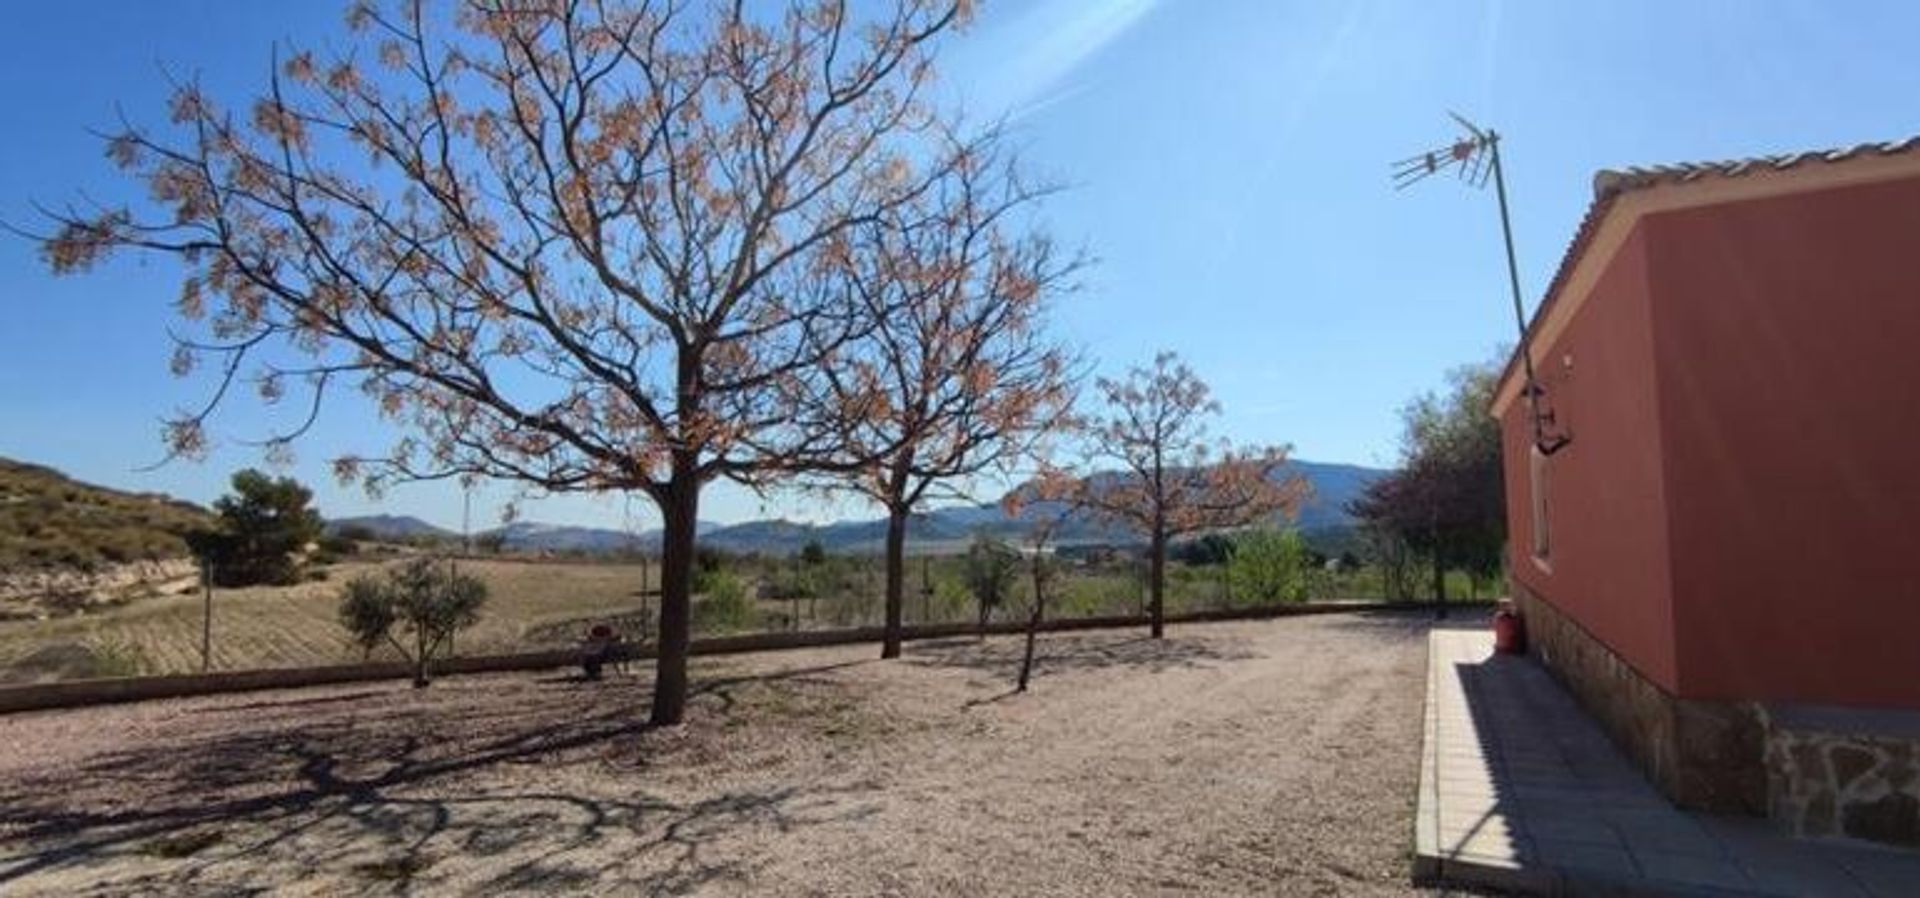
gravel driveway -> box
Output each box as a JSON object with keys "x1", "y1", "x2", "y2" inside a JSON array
[{"x1": 0, "y1": 611, "x2": 1440, "y2": 896}]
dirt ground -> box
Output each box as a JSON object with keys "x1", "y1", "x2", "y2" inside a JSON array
[{"x1": 0, "y1": 612, "x2": 1441, "y2": 896}]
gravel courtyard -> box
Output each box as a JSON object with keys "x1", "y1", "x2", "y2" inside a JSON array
[{"x1": 0, "y1": 612, "x2": 1440, "y2": 896}]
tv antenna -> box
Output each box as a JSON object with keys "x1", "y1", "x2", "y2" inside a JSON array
[{"x1": 1394, "y1": 113, "x2": 1570, "y2": 455}]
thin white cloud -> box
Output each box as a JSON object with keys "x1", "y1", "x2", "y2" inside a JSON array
[
  {"x1": 1007, "y1": 80, "x2": 1094, "y2": 123},
  {"x1": 958, "y1": 0, "x2": 1159, "y2": 119}
]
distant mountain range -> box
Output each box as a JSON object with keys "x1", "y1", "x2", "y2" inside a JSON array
[
  {"x1": 324, "y1": 513, "x2": 451, "y2": 540},
  {"x1": 327, "y1": 460, "x2": 1386, "y2": 556}
]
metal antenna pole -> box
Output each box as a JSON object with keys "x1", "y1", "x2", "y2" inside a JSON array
[
  {"x1": 1392, "y1": 115, "x2": 1568, "y2": 455},
  {"x1": 1487, "y1": 135, "x2": 1549, "y2": 450}
]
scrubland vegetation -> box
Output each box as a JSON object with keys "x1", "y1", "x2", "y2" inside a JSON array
[
  {"x1": 0, "y1": 530, "x2": 1491, "y2": 683},
  {"x1": 0, "y1": 459, "x2": 210, "y2": 571}
]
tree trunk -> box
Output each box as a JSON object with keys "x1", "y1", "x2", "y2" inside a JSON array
[
  {"x1": 1019, "y1": 546, "x2": 1049, "y2": 691},
  {"x1": 1148, "y1": 529, "x2": 1167, "y2": 639},
  {"x1": 651, "y1": 457, "x2": 699, "y2": 727},
  {"x1": 413, "y1": 624, "x2": 429, "y2": 689},
  {"x1": 1032, "y1": 567, "x2": 1047, "y2": 626},
  {"x1": 1018, "y1": 587, "x2": 1043, "y2": 692},
  {"x1": 881, "y1": 506, "x2": 908, "y2": 659}
]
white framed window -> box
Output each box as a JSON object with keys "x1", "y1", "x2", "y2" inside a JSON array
[{"x1": 1530, "y1": 446, "x2": 1551, "y2": 562}]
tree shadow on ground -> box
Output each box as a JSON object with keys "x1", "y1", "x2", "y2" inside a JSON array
[
  {"x1": 0, "y1": 661, "x2": 883, "y2": 894},
  {"x1": 188, "y1": 689, "x2": 395, "y2": 715},
  {"x1": 903, "y1": 630, "x2": 1257, "y2": 684}
]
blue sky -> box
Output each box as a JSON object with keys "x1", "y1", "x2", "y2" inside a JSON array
[{"x1": 4, "y1": 0, "x2": 1918, "y2": 532}]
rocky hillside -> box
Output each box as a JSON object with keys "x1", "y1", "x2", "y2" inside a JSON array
[{"x1": 0, "y1": 458, "x2": 213, "y2": 573}]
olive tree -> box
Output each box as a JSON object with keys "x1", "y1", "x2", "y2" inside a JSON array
[{"x1": 339, "y1": 556, "x2": 486, "y2": 687}]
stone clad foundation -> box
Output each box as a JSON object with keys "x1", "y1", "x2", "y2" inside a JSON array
[
  {"x1": 1766, "y1": 708, "x2": 1920, "y2": 847},
  {"x1": 1514, "y1": 583, "x2": 1920, "y2": 849},
  {"x1": 1511, "y1": 584, "x2": 1765, "y2": 816}
]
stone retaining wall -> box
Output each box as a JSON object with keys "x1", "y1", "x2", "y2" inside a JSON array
[{"x1": 0, "y1": 599, "x2": 1432, "y2": 715}]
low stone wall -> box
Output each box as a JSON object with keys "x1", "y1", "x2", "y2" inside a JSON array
[
  {"x1": 1766, "y1": 706, "x2": 1920, "y2": 848},
  {"x1": 0, "y1": 599, "x2": 1429, "y2": 715},
  {"x1": 1512, "y1": 584, "x2": 1765, "y2": 815}
]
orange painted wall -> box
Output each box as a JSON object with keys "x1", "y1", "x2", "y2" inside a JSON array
[
  {"x1": 1503, "y1": 228, "x2": 1680, "y2": 692},
  {"x1": 1644, "y1": 174, "x2": 1920, "y2": 709}
]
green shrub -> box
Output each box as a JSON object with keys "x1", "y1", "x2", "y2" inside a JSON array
[
  {"x1": 764, "y1": 565, "x2": 821, "y2": 601},
  {"x1": 1228, "y1": 527, "x2": 1310, "y2": 605},
  {"x1": 317, "y1": 533, "x2": 360, "y2": 558},
  {"x1": 335, "y1": 524, "x2": 377, "y2": 543},
  {"x1": 693, "y1": 571, "x2": 758, "y2": 634},
  {"x1": 690, "y1": 554, "x2": 730, "y2": 595},
  {"x1": 963, "y1": 535, "x2": 1019, "y2": 628},
  {"x1": 1057, "y1": 575, "x2": 1114, "y2": 618},
  {"x1": 824, "y1": 587, "x2": 879, "y2": 627}
]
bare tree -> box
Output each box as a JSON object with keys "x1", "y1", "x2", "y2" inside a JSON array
[
  {"x1": 31, "y1": 0, "x2": 971, "y2": 725},
  {"x1": 809, "y1": 130, "x2": 1079, "y2": 659},
  {"x1": 1013, "y1": 503, "x2": 1067, "y2": 691},
  {"x1": 1046, "y1": 353, "x2": 1309, "y2": 638}
]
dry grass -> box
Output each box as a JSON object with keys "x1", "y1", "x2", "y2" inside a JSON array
[
  {"x1": 0, "y1": 558, "x2": 658, "y2": 679},
  {"x1": 0, "y1": 550, "x2": 1482, "y2": 683}
]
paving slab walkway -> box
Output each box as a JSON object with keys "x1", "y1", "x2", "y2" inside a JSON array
[{"x1": 1416, "y1": 628, "x2": 1920, "y2": 896}]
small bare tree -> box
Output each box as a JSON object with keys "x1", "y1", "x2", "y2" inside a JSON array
[
  {"x1": 1047, "y1": 353, "x2": 1309, "y2": 638},
  {"x1": 32, "y1": 0, "x2": 973, "y2": 725},
  {"x1": 1014, "y1": 505, "x2": 1067, "y2": 692},
  {"x1": 808, "y1": 130, "x2": 1079, "y2": 659}
]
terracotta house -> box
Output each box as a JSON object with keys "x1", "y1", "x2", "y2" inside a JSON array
[{"x1": 1491, "y1": 137, "x2": 1920, "y2": 847}]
